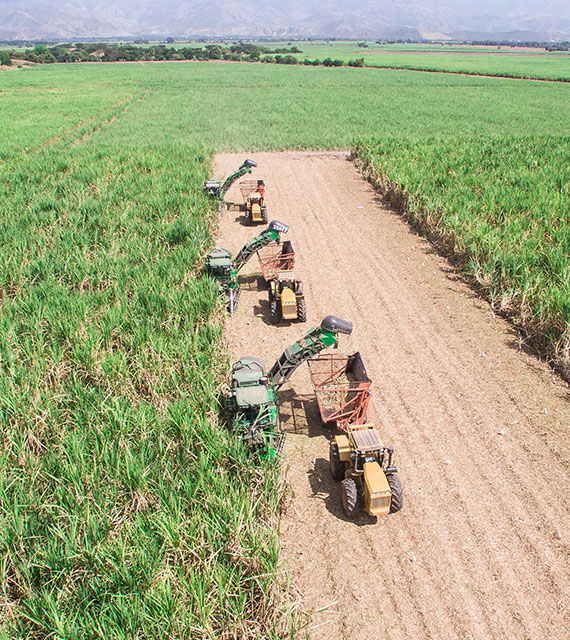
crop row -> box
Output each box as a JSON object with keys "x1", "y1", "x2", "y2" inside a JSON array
[
  {"x1": 0, "y1": 144, "x2": 286, "y2": 638},
  {"x1": 354, "y1": 136, "x2": 570, "y2": 375}
]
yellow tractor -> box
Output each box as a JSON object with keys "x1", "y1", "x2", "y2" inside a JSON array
[
  {"x1": 330, "y1": 424, "x2": 403, "y2": 519},
  {"x1": 240, "y1": 180, "x2": 268, "y2": 225},
  {"x1": 268, "y1": 272, "x2": 307, "y2": 324}
]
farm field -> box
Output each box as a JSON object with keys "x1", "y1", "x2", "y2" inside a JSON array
[
  {"x1": 216, "y1": 150, "x2": 570, "y2": 640},
  {"x1": 1, "y1": 59, "x2": 570, "y2": 638},
  {"x1": 259, "y1": 40, "x2": 570, "y2": 80},
  {"x1": 355, "y1": 136, "x2": 570, "y2": 375}
]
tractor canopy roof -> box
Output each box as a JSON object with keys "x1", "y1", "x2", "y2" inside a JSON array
[
  {"x1": 235, "y1": 385, "x2": 271, "y2": 408},
  {"x1": 207, "y1": 248, "x2": 233, "y2": 268}
]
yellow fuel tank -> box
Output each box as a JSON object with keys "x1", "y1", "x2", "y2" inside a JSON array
[{"x1": 363, "y1": 461, "x2": 391, "y2": 516}]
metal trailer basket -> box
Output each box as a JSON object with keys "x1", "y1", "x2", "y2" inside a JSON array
[
  {"x1": 307, "y1": 352, "x2": 372, "y2": 431},
  {"x1": 239, "y1": 179, "x2": 265, "y2": 201},
  {"x1": 257, "y1": 240, "x2": 295, "y2": 282}
]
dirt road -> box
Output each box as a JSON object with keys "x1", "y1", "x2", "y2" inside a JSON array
[{"x1": 214, "y1": 152, "x2": 570, "y2": 640}]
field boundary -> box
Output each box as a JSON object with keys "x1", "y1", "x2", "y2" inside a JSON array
[
  {"x1": 362, "y1": 63, "x2": 570, "y2": 83},
  {"x1": 351, "y1": 149, "x2": 570, "y2": 380}
]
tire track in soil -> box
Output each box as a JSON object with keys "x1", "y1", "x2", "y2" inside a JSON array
[{"x1": 214, "y1": 151, "x2": 570, "y2": 640}]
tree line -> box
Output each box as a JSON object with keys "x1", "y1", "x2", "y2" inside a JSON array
[{"x1": 0, "y1": 42, "x2": 364, "y2": 68}]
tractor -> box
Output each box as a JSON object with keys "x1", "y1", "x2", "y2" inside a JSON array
[
  {"x1": 204, "y1": 158, "x2": 257, "y2": 201},
  {"x1": 330, "y1": 424, "x2": 403, "y2": 519},
  {"x1": 204, "y1": 220, "x2": 289, "y2": 313},
  {"x1": 225, "y1": 316, "x2": 353, "y2": 457},
  {"x1": 240, "y1": 179, "x2": 268, "y2": 224},
  {"x1": 268, "y1": 272, "x2": 306, "y2": 324}
]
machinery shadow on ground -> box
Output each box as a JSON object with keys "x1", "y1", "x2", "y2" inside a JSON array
[
  {"x1": 308, "y1": 457, "x2": 378, "y2": 525},
  {"x1": 252, "y1": 299, "x2": 274, "y2": 326},
  {"x1": 279, "y1": 389, "x2": 324, "y2": 438},
  {"x1": 252, "y1": 299, "x2": 308, "y2": 328},
  {"x1": 238, "y1": 274, "x2": 265, "y2": 291}
]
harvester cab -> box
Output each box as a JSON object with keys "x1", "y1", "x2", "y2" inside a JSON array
[
  {"x1": 225, "y1": 316, "x2": 353, "y2": 457},
  {"x1": 225, "y1": 356, "x2": 281, "y2": 456},
  {"x1": 204, "y1": 159, "x2": 257, "y2": 199},
  {"x1": 204, "y1": 248, "x2": 240, "y2": 314},
  {"x1": 240, "y1": 179, "x2": 267, "y2": 224},
  {"x1": 330, "y1": 424, "x2": 403, "y2": 519},
  {"x1": 268, "y1": 272, "x2": 306, "y2": 324},
  {"x1": 204, "y1": 221, "x2": 289, "y2": 314}
]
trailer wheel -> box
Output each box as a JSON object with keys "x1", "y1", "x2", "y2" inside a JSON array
[
  {"x1": 261, "y1": 206, "x2": 268, "y2": 224},
  {"x1": 270, "y1": 297, "x2": 281, "y2": 324},
  {"x1": 330, "y1": 443, "x2": 347, "y2": 481},
  {"x1": 297, "y1": 297, "x2": 307, "y2": 323},
  {"x1": 387, "y1": 473, "x2": 404, "y2": 513},
  {"x1": 341, "y1": 478, "x2": 359, "y2": 519}
]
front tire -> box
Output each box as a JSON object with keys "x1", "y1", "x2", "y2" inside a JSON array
[
  {"x1": 341, "y1": 478, "x2": 359, "y2": 519},
  {"x1": 297, "y1": 297, "x2": 307, "y2": 322},
  {"x1": 387, "y1": 473, "x2": 403, "y2": 513},
  {"x1": 329, "y1": 443, "x2": 347, "y2": 481},
  {"x1": 270, "y1": 296, "x2": 281, "y2": 324}
]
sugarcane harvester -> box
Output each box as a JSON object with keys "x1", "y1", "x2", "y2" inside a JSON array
[
  {"x1": 225, "y1": 316, "x2": 353, "y2": 458},
  {"x1": 204, "y1": 159, "x2": 257, "y2": 201},
  {"x1": 204, "y1": 221, "x2": 289, "y2": 313}
]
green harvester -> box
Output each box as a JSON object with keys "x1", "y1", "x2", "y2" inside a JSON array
[
  {"x1": 204, "y1": 220, "x2": 289, "y2": 313},
  {"x1": 225, "y1": 316, "x2": 353, "y2": 457}
]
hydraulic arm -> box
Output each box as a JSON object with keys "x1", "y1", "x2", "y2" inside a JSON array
[
  {"x1": 204, "y1": 159, "x2": 257, "y2": 198},
  {"x1": 234, "y1": 220, "x2": 289, "y2": 272},
  {"x1": 269, "y1": 316, "x2": 353, "y2": 390}
]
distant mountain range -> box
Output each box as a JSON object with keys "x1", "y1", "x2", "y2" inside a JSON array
[{"x1": 1, "y1": 0, "x2": 569, "y2": 42}]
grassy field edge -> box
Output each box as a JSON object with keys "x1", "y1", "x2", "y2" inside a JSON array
[
  {"x1": 0, "y1": 142, "x2": 292, "y2": 639},
  {"x1": 352, "y1": 141, "x2": 570, "y2": 379}
]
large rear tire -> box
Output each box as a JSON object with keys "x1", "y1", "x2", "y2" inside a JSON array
[
  {"x1": 330, "y1": 443, "x2": 347, "y2": 481},
  {"x1": 270, "y1": 296, "x2": 281, "y2": 324},
  {"x1": 341, "y1": 478, "x2": 359, "y2": 519},
  {"x1": 297, "y1": 297, "x2": 307, "y2": 323},
  {"x1": 387, "y1": 473, "x2": 404, "y2": 513},
  {"x1": 261, "y1": 206, "x2": 268, "y2": 224}
]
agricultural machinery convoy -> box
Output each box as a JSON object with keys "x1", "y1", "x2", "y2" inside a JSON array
[
  {"x1": 205, "y1": 159, "x2": 404, "y2": 521},
  {"x1": 225, "y1": 316, "x2": 353, "y2": 458},
  {"x1": 204, "y1": 220, "x2": 290, "y2": 313}
]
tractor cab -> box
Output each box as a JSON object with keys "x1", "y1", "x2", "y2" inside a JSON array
[{"x1": 205, "y1": 248, "x2": 233, "y2": 278}]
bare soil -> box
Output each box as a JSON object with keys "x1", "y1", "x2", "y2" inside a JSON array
[{"x1": 214, "y1": 151, "x2": 570, "y2": 640}]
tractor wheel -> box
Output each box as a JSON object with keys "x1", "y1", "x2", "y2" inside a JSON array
[
  {"x1": 387, "y1": 473, "x2": 404, "y2": 513},
  {"x1": 329, "y1": 443, "x2": 347, "y2": 481},
  {"x1": 245, "y1": 209, "x2": 252, "y2": 225},
  {"x1": 261, "y1": 206, "x2": 268, "y2": 224},
  {"x1": 341, "y1": 478, "x2": 359, "y2": 519},
  {"x1": 297, "y1": 297, "x2": 307, "y2": 323},
  {"x1": 270, "y1": 297, "x2": 281, "y2": 325}
]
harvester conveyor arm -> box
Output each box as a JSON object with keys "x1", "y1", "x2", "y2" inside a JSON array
[
  {"x1": 220, "y1": 159, "x2": 257, "y2": 197},
  {"x1": 269, "y1": 316, "x2": 353, "y2": 391},
  {"x1": 234, "y1": 220, "x2": 290, "y2": 272}
]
